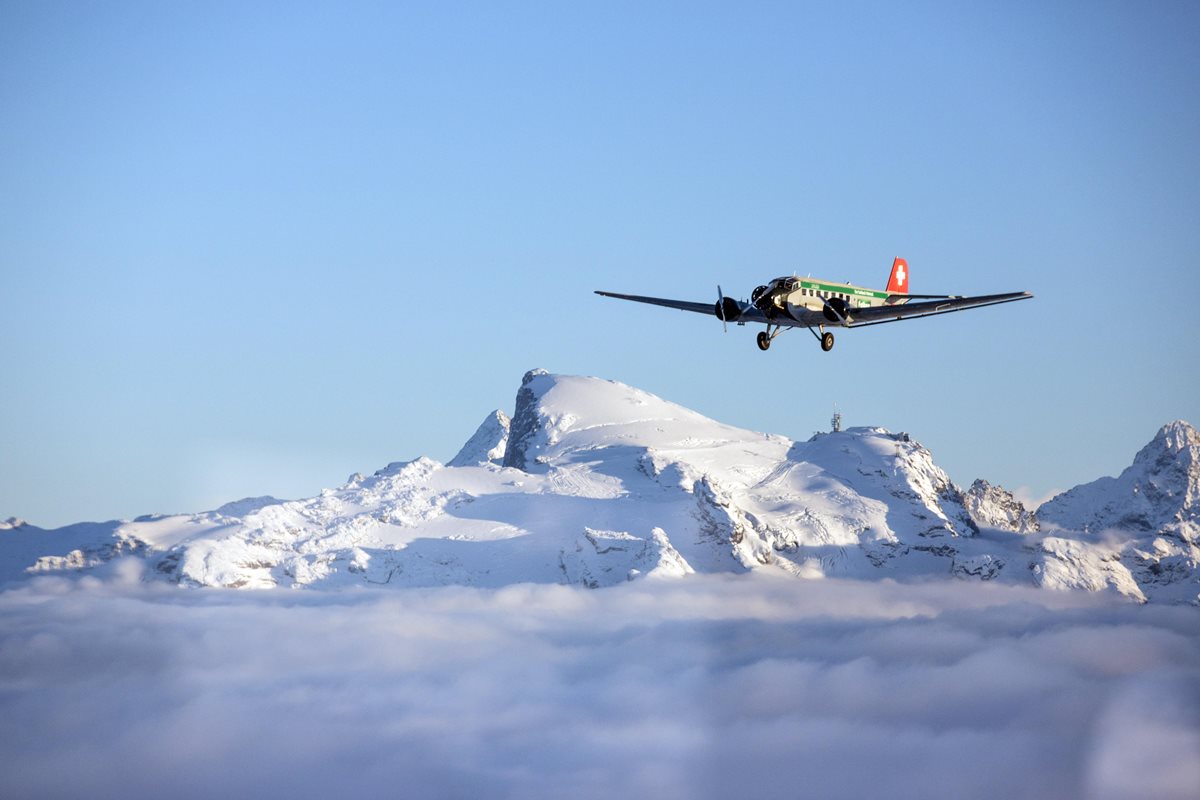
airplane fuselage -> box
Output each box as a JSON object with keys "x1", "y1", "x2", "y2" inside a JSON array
[{"x1": 755, "y1": 276, "x2": 902, "y2": 324}]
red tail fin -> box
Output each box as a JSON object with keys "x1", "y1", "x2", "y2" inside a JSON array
[{"x1": 886, "y1": 257, "x2": 908, "y2": 294}]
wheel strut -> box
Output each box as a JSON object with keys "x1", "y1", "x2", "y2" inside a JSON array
[
  {"x1": 756, "y1": 324, "x2": 786, "y2": 351},
  {"x1": 803, "y1": 324, "x2": 836, "y2": 352}
]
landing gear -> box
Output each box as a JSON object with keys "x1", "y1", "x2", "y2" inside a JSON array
[
  {"x1": 757, "y1": 323, "x2": 834, "y2": 352},
  {"x1": 803, "y1": 324, "x2": 837, "y2": 352},
  {"x1": 757, "y1": 324, "x2": 784, "y2": 351}
]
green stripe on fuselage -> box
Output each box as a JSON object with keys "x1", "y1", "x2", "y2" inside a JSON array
[{"x1": 784, "y1": 278, "x2": 889, "y2": 300}]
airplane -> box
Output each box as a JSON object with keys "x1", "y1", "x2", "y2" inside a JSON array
[{"x1": 596, "y1": 257, "x2": 1032, "y2": 352}]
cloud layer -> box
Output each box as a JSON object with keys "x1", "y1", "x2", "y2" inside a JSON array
[{"x1": 1, "y1": 564, "x2": 1198, "y2": 800}]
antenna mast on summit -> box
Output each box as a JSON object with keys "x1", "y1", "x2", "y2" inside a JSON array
[{"x1": 831, "y1": 409, "x2": 842, "y2": 433}]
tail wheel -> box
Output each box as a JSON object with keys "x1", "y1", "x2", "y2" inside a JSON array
[
  {"x1": 821, "y1": 332, "x2": 835, "y2": 352},
  {"x1": 756, "y1": 331, "x2": 771, "y2": 351}
]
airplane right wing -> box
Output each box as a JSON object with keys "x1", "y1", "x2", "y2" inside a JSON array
[
  {"x1": 594, "y1": 290, "x2": 768, "y2": 323},
  {"x1": 593, "y1": 290, "x2": 714, "y2": 316}
]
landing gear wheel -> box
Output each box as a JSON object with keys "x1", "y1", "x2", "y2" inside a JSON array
[
  {"x1": 821, "y1": 332, "x2": 835, "y2": 352},
  {"x1": 756, "y1": 331, "x2": 771, "y2": 351}
]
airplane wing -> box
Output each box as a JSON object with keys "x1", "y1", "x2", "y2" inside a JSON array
[
  {"x1": 593, "y1": 290, "x2": 768, "y2": 322},
  {"x1": 839, "y1": 291, "x2": 1033, "y2": 327},
  {"x1": 595, "y1": 289, "x2": 1031, "y2": 329},
  {"x1": 593, "y1": 290, "x2": 712, "y2": 315}
]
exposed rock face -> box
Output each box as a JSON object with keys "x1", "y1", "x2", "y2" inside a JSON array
[
  {"x1": 964, "y1": 479, "x2": 1039, "y2": 534},
  {"x1": 448, "y1": 410, "x2": 510, "y2": 467},
  {"x1": 28, "y1": 538, "x2": 149, "y2": 575},
  {"x1": 502, "y1": 368, "x2": 550, "y2": 471}
]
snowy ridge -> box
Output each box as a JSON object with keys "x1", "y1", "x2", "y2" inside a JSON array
[{"x1": 1, "y1": 371, "x2": 1197, "y2": 603}]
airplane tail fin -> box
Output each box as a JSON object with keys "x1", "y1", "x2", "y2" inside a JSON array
[{"x1": 885, "y1": 257, "x2": 908, "y2": 294}]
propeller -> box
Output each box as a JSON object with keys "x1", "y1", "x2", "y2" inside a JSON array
[{"x1": 717, "y1": 285, "x2": 727, "y2": 332}]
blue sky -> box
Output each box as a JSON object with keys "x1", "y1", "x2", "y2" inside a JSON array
[{"x1": 2, "y1": 1, "x2": 1198, "y2": 526}]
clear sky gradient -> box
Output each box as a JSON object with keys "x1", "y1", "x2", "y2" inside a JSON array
[{"x1": 3, "y1": 1, "x2": 1198, "y2": 526}]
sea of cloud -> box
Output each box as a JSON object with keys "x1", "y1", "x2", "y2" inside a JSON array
[{"x1": 1, "y1": 560, "x2": 1197, "y2": 800}]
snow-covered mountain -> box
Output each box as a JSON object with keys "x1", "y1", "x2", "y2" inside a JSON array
[
  {"x1": 1035, "y1": 420, "x2": 1200, "y2": 603},
  {"x1": 1039, "y1": 420, "x2": 1198, "y2": 534},
  {"x1": 2, "y1": 370, "x2": 1197, "y2": 603}
]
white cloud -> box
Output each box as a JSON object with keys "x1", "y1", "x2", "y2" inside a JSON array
[
  {"x1": 0, "y1": 567, "x2": 1197, "y2": 800},
  {"x1": 1085, "y1": 674, "x2": 1200, "y2": 800}
]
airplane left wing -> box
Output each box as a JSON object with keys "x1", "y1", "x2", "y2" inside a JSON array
[{"x1": 838, "y1": 291, "x2": 1033, "y2": 327}]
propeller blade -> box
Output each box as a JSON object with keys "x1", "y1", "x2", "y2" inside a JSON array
[{"x1": 717, "y1": 285, "x2": 727, "y2": 332}]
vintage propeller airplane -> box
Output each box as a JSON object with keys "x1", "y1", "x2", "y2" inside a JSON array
[{"x1": 596, "y1": 257, "x2": 1032, "y2": 352}]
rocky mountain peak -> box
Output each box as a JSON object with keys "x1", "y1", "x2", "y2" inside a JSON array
[
  {"x1": 963, "y1": 479, "x2": 1039, "y2": 534},
  {"x1": 1154, "y1": 419, "x2": 1198, "y2": 449},
  {"x1": 500, "y1": 369, "x2": 720, "y2": 472},
  {"x1": 1039, "y1": 419, "x2": 1199, "y2": 536},
  {"x1": 502, "y1": 369, "x2": 554, "y2": 470},
  {"x1": 449, "y1": 410, "x2": 511, "y2": 467},
  {"x1": 1133, "y1": 420, "x2": 1200, "y2": 470}
]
